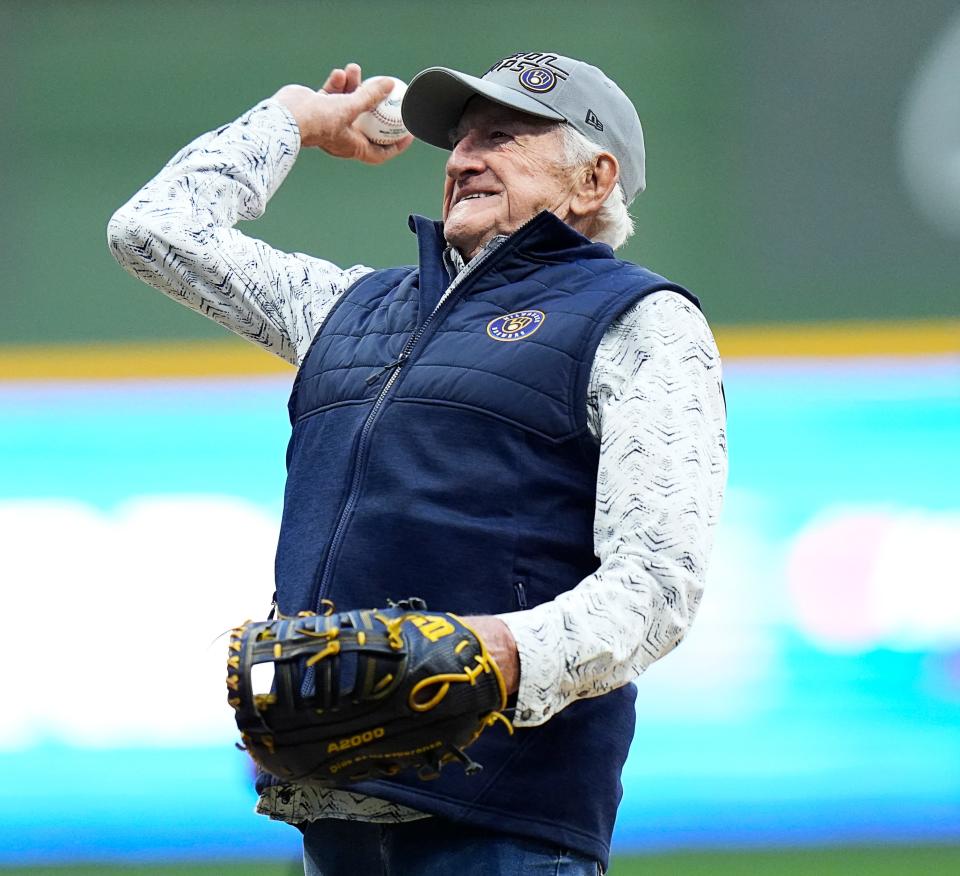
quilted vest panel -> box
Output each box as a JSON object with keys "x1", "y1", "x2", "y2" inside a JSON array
[{"x1": 271, "y1": 212, "x2": 698, "y2": 867}]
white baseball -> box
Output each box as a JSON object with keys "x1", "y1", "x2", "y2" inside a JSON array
[{"x1": 355, "y1": 77, "x2": 408, "y2": 145}]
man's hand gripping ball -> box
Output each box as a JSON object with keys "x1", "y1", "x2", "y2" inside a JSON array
[{"x1": 227, "y1": 600, "x2": 513, "y2": 784}]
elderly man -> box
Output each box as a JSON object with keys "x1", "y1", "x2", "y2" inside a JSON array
[{"x1": 109, "y1": 52, "x2": 726, "y2": 876}]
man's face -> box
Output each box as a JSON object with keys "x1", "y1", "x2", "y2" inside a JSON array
[{"x1": 442, "y1": 98, "x2": 577, "y2": 260}]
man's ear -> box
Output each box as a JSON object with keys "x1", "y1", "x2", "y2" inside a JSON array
[{"x1": 569, "y1": 152, "x2": 619, "y2": 222}]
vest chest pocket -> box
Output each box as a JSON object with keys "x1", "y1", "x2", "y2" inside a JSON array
[{"x1": 292, "y1": 330, "x2": 417, "y2": 421}]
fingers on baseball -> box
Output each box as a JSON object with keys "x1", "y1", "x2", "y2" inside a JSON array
[
  {"x1": 359, "y1": 133, "x2": 415, "y2": 165},
  {"x1": 321, "y1": 68, "x2": 347, "y2": 94},
  {"x1": 322, "y1": 62, "x2": 362, "y2": 95},
  {"x1": 355, "y1": 76, "x2": 397, "y2": 113},
  {"x1": 343, "y1": 62, "x2": 363, "y2": 92}
]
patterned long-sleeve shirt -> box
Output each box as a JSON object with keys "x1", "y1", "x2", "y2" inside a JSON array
[{"x1": 107, "y1": 99, "x2": 727, "y2": 824}]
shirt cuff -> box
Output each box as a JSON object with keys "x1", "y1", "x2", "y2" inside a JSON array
[
  {"x1": 259, "y1": 97, "x2": 303, "y2": 156},
  {"x1": 495, "y1": 605, "x2": 566, "y2": 727}
]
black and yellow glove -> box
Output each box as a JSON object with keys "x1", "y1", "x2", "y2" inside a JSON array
[{"x1": 227, "y1": 599, "x2": 513, "y2": 784}]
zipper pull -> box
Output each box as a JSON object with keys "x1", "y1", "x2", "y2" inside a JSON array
[
  {"x1": 365, "y1": 353, "x2": 408, "y2": 385},
  {"x1": 513, "y1": 581, "x2": 528, "y2": 610}
]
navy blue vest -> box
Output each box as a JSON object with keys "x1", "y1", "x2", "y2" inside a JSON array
[{"x1": 272, "y1": 212, "x2": 697, "y2": 867}]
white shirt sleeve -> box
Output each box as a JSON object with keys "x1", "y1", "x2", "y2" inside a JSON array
[
  {"x1": 498, "y1": 289, "x2": 728, "y2": 726},
  {"x1": 106, "y1": 99, "x2": 374, "y2": 365}
]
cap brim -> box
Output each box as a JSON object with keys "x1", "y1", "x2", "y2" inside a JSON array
[{"x1": 401, "y1": 67, "x2": 565, "y2": 150}]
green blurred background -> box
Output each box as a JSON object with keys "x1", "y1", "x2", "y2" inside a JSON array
[
  {"x1": 5, "y1": 846, "x2": 960, "y2": 876},
  {"x1": 2, "y1": 0, "x2": 958, "y2": 349},
  {"x1": 2, "y1": 1, "x2": 958, "y2": 873}
]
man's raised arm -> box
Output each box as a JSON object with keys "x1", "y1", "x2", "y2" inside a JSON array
[{"x1": 107, "y1": 66, "x2": 412, "y2": 366}]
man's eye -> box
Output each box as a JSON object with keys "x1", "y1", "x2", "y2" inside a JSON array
[{"x1": 490, "y1": 131, "x2": 511, "y2": 142}]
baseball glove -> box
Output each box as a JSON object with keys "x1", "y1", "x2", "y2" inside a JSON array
[{"x1": 226, "y1": 599, "x2": 513, "y2": 785}]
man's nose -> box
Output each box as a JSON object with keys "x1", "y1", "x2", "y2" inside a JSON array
[{"x1": 446, "y1": 134, "x2": 486, "y2": 179}]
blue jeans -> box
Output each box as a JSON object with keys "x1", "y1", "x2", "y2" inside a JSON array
[{"x1": 301, "y1": 817, "x2": 602, "y2": 876}]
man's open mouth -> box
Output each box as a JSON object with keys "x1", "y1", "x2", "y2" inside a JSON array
[{"x1": 457, "y1": 192, "x2": 497, "y2": 204}]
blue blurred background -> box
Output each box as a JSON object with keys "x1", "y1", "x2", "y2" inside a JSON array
[{"x1": 1, "y1": 0, "x2": 958, "y2": 871}]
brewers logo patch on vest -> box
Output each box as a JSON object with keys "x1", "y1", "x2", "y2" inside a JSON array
[{"x1": 486, "y1": 310, "x2": 545, "y2": 342}]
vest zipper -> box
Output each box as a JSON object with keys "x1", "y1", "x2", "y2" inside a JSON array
[
  {"x1": 311, "y1": 238, "x2": 507, "y2": 610},
  {"x1": 365, "y1": 357, "x2": 405, "y2": 386}
]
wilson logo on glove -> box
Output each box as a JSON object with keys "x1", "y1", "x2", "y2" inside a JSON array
[
  {"x1": 227, "y1": 601, "x2": 513, "y2": 785},
  {"x1": 408, "y1": 614, "x2": 455, "y2": 642}
]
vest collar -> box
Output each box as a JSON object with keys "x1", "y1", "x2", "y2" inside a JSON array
[
  {"x1": 443, "y1": 236, "x2": 507, "y2": 281},
  {"x1": 407, "y1": 211, "x2": 615, "y2": 270}
]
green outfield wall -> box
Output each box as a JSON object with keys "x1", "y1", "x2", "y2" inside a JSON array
[{"x1": 2, "y1": 0, "x2": 958, "y2": 346}]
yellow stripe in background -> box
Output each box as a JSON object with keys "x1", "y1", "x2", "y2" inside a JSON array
[
  {"x1": 0, "y1": 339, "x2": 295, "y2": 381},
  {"x1": 716, "y1": 318, "x2": 960, "y2": 359},
  {"x1": 0, "y1": 320, "x2": 957, "y2": 382}
]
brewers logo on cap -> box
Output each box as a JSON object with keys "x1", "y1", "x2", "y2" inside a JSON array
[
  {"x1": 486, "y1": 310, "x2": 545, "y2": 342},
  {"x1": 518, "y1": 67, "x2": 557, "y2": 93}
]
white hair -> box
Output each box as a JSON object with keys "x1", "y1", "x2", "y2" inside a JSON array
[{"x1": 557, "y1": 125, "x2": 635, "y2": 250}]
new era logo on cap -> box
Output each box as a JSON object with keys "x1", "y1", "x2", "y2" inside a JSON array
[{"x1": 584, "y1": 109, "x2": 604, "y2": 132}]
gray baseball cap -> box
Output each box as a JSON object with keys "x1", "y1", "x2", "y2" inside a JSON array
[{"x1": 401, "y1": 51, "x2": 646, "y2": 203}]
